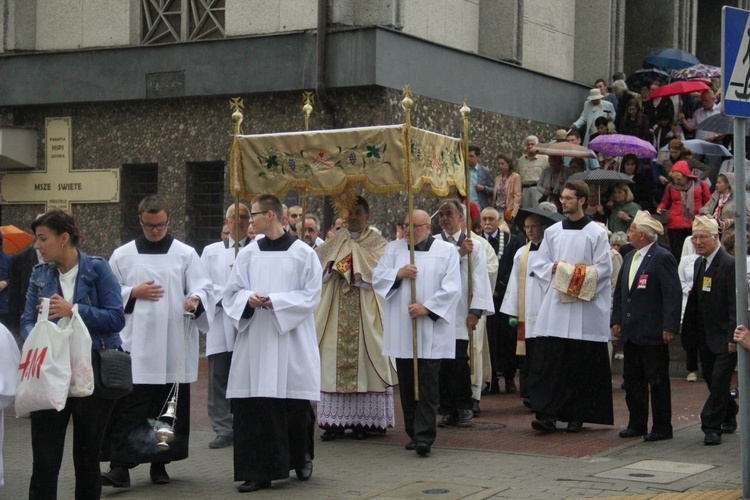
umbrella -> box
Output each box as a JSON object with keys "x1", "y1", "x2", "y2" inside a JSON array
[
  {"x1": 588, "y1": 134, "x2": 658, "y2": 159},
  {"x1": 569, "y1": 169, "x2": 634, "y2": 186},
  {"x1": 659, "y1": 139, "x2": 731, "y2": 157},
  {"x1": 696, "y1": 113, "x2": 733, "y2": 135},
  {"x1": 514, "y1": 207, "x2": 564, "y2": 230},
  {"x1": 643, "y1": 48, "x2": 700, "y2": 70},
  {"x1": 532, "y1": 142, "x2": 597, "y2": 159},
  {"x1": 0, "y1": 225, "x2": 34, "y2": 253},
  {"x1": 671, "y1": 64, "x2": 721, "y2": 81},
  {"x1": 647, "y1": 80, "x2": 710, "y2": 100},
  {"x1": 625, "y1": 68, "x2": 671, "y2": 92}
]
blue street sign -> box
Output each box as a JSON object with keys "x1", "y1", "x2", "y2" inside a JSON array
[{"x1": 723, "y1": 6, "x2": 750, "y2": 117}]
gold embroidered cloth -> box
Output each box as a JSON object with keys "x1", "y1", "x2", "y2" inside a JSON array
[{"x1": 230, "y1": 125, "x2": 465, "y2": 199}]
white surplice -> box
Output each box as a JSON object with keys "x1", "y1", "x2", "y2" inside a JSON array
[
  {"x1": 373, "y1": 237, "x2": 462, "y2": 359},
  {"x1": 201, "y1": 239, "x2": 245, "y2": 356},
  {"x1": 500, "y1": 247, "x2": 549, "y2": 338},
  {"x1": 447, "y1": 234, "x2": 495, "y2": 341},
  {"x1": 223, "y1": 239, "x2": 322, "y2": 401},
  {"x1": 109, "y1": 240, "x2": 214, "y2": 384},
  {"x1": 529, "y1": 221, "x2": 612, "y2": 342},
  {"x1": 0, "y1": 323, "x2": 20, "y2": 488}
]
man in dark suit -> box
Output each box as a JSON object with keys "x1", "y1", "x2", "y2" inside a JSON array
[
  {"x1": 611, "y1": 211, "x2": 681, "y2": 441},
  {"x1": 682, "y1": 215, "x2": 737, "y2": 445},
  {"x1": 479, "y1": 207, "x2": 521, "y2": 394}
]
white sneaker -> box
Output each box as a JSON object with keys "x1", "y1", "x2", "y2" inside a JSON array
[{"x1": 686, "y1": 372, "x2": 698, "y2": 382}]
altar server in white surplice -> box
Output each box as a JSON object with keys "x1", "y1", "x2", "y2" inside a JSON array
[
  {"x1": 527, "y1": 180, "x2": 613, "y2": 435},
  {"x1": 201, "y1": 202, "x2": 252, "y2": 450},
  {"x1": 373, "y1": 209, "x2": 461, "y2": 457},
  {"x1": 102, "y1": 194, "x2": 214, "y2": 488},
  {"x1": 223, "y1": 194, "x2": 321, "y2": 494},
  {"x1": 0, "y1": 323, "x2": 19, "y2": 489}
]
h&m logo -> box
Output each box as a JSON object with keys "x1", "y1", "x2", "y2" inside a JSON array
[{"x1": 18, "y1": 347, "x2": 48, "y2": 381}]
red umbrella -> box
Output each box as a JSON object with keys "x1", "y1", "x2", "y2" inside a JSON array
[
  {"x1": 0, "y1": 225, "x2": 34, "y2": 253},
  {"x1": 647, "y1": 80, "x2": 710, "y2": 99}
]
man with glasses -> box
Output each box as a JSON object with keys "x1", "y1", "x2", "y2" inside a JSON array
[
  {"x1": 682, "y1": 215, "x2": 737, "y2": 445},
  {"x1": 200, "y1": 203, "x2": 251, "y2": 450},
  {"x1": 102, "y1": 194, "x2": 214, "y2": 488},
  {"x1": 223, "y1": 194, "x2": 321, "y2": 492},
  {"x1": 527, "y1": 180, "x2": 614, "y2": 434},
  {"x1": 373, "y1": 209, "x2": 462, "y2": 456},
  {"x1": 300, "y1": 215, "x2": 323, "y2": 249}
]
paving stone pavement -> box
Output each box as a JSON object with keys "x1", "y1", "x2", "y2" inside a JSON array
[{"x1": 2, "y1": 362, "x2": 746, "y2": 499}]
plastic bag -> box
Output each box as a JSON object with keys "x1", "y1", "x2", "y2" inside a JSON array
[
  {"x1": 65, "y1": 304, "x2": 94, "y2": 398},
  {"x1": 15, "y1": 298, "x2": 72, "y2": 416}
]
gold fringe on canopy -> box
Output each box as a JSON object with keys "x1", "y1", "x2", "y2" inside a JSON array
[{"x1": 228, "y1": 124, "x2": 465, "y2": 200}]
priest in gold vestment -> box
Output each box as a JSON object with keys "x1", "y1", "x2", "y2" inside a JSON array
[{"x1": 315, "y1": 196, "x2": 397, "y2": 441}]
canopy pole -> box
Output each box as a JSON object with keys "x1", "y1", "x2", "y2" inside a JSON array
[
  {"x1": 460, "y1": 100, "x2": 475, "y2": 376},
  {"x1": 230, "y1": 98, "x2": 245, "y2": 257},
  {"x1": 402, "y1": 86, "x2": 419, "y2": 401},
  {"x1": 299, "y1": 93, "x2": 314, "y2": 239}
]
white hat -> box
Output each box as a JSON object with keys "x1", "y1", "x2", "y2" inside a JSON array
[
  {"x1": 587, "y1": 88, "x2": 604, "y2": 101},
  {"x1": 692, "y1": 214, "x2": 719, "y2": 233},
  {"x1": 632, "y1": 210, "x2": 664, "y2": 235}
]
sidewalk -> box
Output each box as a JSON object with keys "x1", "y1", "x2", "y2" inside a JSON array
[{"x1": 2, "y1": 360, "x2": 745, "y2": 499}]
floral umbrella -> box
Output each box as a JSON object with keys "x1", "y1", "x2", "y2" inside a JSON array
[
  {"x1": 532, "y1": 142, "x2": 597, "y2": 159},
  {"x1": 671, "y1": 64, "x2": 721, "y2": 81},
  {"x1": 588, "y1": 134, "x2": 657, "y2": 159}
]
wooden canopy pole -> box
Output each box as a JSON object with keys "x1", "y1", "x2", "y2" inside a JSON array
[
  {"x1": 230, "y1": 98, "x2": 244, "y2": 257},
  {"x1": 460, "y1": 100, "x2": 475, "y2": 376}
]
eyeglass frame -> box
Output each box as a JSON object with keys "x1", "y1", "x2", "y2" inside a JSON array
[{"x1": 139, "y1": 218, "x2": 169, "y2": 231}]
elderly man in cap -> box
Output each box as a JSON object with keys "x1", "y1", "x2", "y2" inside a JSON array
[
  {"x1": 570, "y1": 88, "x2": 616, "y2": 146},
  {"x1": 611, "y1": 211, "x2": 681, "y2": 441},
  {"x1": 682, "y1": 215, "x2": 737, "y2": 445}
]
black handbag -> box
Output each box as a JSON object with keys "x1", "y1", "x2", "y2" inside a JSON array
[{"x1": 92, "y1": 348, "x2": 133, "y2": 400}]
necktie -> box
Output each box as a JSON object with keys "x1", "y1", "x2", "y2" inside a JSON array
[{"x1": 628, "y1": 252, "x2": 641, "y2": 289}]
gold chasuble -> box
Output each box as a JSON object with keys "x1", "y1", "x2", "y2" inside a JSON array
[{"x1": 315, "y1": 227, "x2": 397, "y2": 394}]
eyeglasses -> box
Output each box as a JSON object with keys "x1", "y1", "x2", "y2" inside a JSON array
[
  {"x1": 249, "y1": 210, "x2": 269, "y2": 219},
  {"x1": 304, "y1": 227, "x2": 317, "y2": 233},
  {"x1": 140, "y1": 221, "x2": 168, "y2": 231},
  {"x1": 691, "y1": 234, "x2": 714, "y2": 242},
  {"x1": 559, "y1": 196, "x2": 581, "y2": 202}
]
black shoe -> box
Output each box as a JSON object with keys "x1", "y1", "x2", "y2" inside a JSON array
[
  {"x1": 102, "y1": 467, "x2": 130, "y2": 488},
  {"x1": 531, "y1": 417, "x2": 557, "y2": 433},
  {"x1": 472, "y1": 400, "x2": 481, "y2": 416},
  {"x1": 150, "y1": 463, "x2": 170, "y2": 485},
  {"x1": 458, "y1": 409, "x2": 474, "y2": 423},
  {"x1": 722, "y1": 415, "x2": 738, "y2": 434},
  {"x1": 619, "y1": 428, "x2": 646, "y2": 438},
  {"x1": 320, "y1": 428, "x2": 340, "y2": 441},
  {"x1": 209, "y1": 435, "x2": 233, "y2": 449},
  {"x1": 522, "y1": 398, "x2": 532, "y2": 409},
  {"x1": 405, "y1": 440, "x2": 416, "y2": 450},
  {"x1": 238, "y1": 480, "x2": 271, "y2": 493},
  {"x1": 565, "y1": 420, "x2": 583, "y2": 433},
  {"x1": 643, "y1": 432, "x2": 672, "y2": 442},
  {"x1": 731, "y1": 386, "x2": 739, "y2": 399},
  {"x1": 438, "y1": 413, "x2": 458, "y2": 427},
  {"x1": 415, "y1": 441, "x2": 431, "y2": 456},
  {"x1": 704, "y1": 432, "x2": 722, "y2": 445},
  {"x1": 295, "y1": 454, "x2": 313, "y2": 481},
  {"x1": 505, "y1": 378, "x2": 517, "y2": 394}
]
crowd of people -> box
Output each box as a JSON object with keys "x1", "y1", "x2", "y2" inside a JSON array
[{"x1": 1, "y1": 73, "x2": 749, "y2": 497}]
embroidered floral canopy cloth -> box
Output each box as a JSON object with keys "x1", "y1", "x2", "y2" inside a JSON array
[{"x1": 229, "y1": 124, "x2": 466, "y2": 199}]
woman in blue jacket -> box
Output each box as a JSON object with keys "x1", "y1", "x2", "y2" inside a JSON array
[{"x1": 21, "y1": 210, "x2": 125, "y2": 500}]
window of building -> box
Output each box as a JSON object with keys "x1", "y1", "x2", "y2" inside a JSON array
[
  {"x1": 186, "y1": 161, "x2": 225, "y2": 255},
  {"x1": 121, "y1": 163, "x2": 159, "y2": 243},
  {"x1": 142, "y1": 0, "x2": 226, "y2": 45}
]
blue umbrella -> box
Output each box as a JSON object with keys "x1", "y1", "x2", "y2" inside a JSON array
[{"x1": 644, "y1": 48, "x2": 700, "y2": 70}]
